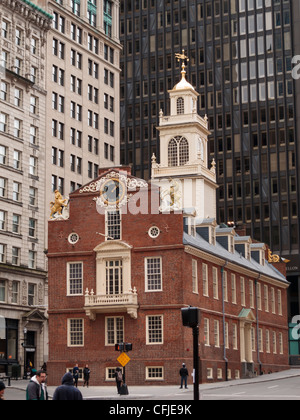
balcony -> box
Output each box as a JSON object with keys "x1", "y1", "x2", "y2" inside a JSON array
[{"x1": 84, "y1": 288, "x2": 138, "y2": 321}]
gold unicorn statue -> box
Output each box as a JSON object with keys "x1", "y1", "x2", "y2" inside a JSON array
[{"x1": 50, "y1": 190, "x2": 68, "y2": 219}]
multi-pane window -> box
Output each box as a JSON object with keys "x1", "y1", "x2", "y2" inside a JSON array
[
  {"x1": 177, "y1": 97, "x2": 184, "y2": 114},
  {"x1": 106, "y1": 316, "x2": 124, "y2": 346},
  {"x1": 0, "y1": 82, "x2": 8, "y2": 101},
  {"x1": 68, "y1": 262, "x2": 83, "y2": 295},
  {"x1": 0, "y1": 244, "x2": 6, "y2": 263},
  {"x1": 12, "y1": 214, "x2": 20, "y2": 234},
  {"x1": 12, "y1": 182, "x2": 21, "y2": 202},
  {"x1": 203, "y1": 263, "x2": 208, "y2": 296},
  {"x1": 0, "y1": 113, "x2": 8, "y2": 132},
  {"x1": 103, "y1": 0, "x2": 112, "y2": 37},
  {"x1": 28, "y1": 251, "x2": 36, "y2": 269},
  {"x1": 12, "y1": 247, "x2": 20, "y2": 266},
  {"x1": 214, "y1": 320, "x2": 220, "y2": 347},
  {"x1": 0, "y1": 211, "x2": 7, "y2": 230},
  {"x1": 29, "y1": 156, "x2": 37, "y2": 176},
  {"x1": 145, "y1": 258, "x2": 162, "y2": 291},
  {"x1": 68, "y1": 319, "x2": 84, "y2": 347},
  {"x1": 241, "y1": 277, "x2": 245, "y2": 306},
  {"x1": 168, "y1": 136, "x2": 189, "y2": 167},
  {"x1": 213, "y1": 267, "x2": 218, "y2": 300},
  {"x1": 192, "y1": 259, "x2": 198, "y2": 294},
  {"x1": 0, "y1": 280, "x2": 5, "y2": 302},
  {"x1": 27, "y1": 283, "x2": 35, "y2": 306},
  {"x1": 29, "y1": 187, "x2": 37, "y2": 206},
  {"x1": 11, "y1": 281, "x2": 18, "y2": 304},
  {"x1": 29, "y1": 218, "x2": 36, "y2": 238},
  {"x1": 106, "y1": 260, "x2": 123, "y2": 295},
  {"x1": 0, "y1": 145, "x2": 6, "y2": 165},
  {"x1": 146, "y1": 367, "x2": 164, "y2": 380},
  {"x1": 147, "y1": 315, "x2": 163, "y2": 344},
  {"x1": 13, "y1": 150, "x2": 21, "y2": 170},
  {"x1": 106, "y1": 210, "x2": 121, "y2": 240},
  {"x1": 0, "y1": 178, "x2": 7, "y2": 198},
  {"x1": 204, "y1": 318, "x2": 210, "y2": 346}
]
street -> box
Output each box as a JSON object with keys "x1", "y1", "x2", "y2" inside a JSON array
[
  {"x1": 3, "y1": 370, "x2": 300, "y2": 401},
  {"x1": 200, "y1": 377, "x2": 300, "y2": 400}
]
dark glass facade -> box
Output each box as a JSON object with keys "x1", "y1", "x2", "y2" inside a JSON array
[{"x1": 120, "y1": 0, "x2": 299, "y2": 318}]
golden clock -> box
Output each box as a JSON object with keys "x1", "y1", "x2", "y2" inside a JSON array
[{"x1": 100, "y1": 178, "x2": 126, "y2": 205}]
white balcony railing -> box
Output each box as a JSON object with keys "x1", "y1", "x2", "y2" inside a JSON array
[{"x1": 84, "y1": 288, "x2": 138, "y2": 320}]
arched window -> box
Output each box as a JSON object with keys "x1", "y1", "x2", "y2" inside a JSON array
[
  {"x1": 179, "y1": 138, "x2": 189, "y2": 166},
  {"x1": 177, "y1": 97, "x2": 184, "y2": 115},
  {"x1": 168, "y1": 136, "x2": 189, "y2": 167},
  {"x1": 168, "y1": 138, "x2": 178, "y2": 167}
]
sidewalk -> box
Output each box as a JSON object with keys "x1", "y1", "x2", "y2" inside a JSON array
[{"x1": 7, "y1": 368, "x2": 300, "y2": 400}]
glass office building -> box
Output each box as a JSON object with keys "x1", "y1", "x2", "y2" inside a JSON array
[{"x1": 120, "y1": 0, "x2": 300, "y2": 319}]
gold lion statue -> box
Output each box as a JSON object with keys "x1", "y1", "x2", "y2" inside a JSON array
[{"x1": 50, "y1": 190, "x2": 68, "y2": 219}]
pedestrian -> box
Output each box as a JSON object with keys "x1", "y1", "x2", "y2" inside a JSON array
[
  {"x1": 179, "y1": 363, "x2": 189, "y2": 389},
  {"x1": 26, "y1": 370, "x2": 48, "y2": 400},
  {"x1": 73, "y1": 363, "x2": 79, "y2": 388},
  {"x1": 52, "y1": 372, "x2": 83, "y2": 401},
  {"x1": 115, "y1": 367, "x2": 123, "y2": 394},
  {"x1": 83, "y1": 364, "x2": 90, "y2": 388},
  {"x1": 0, "y1": 381, "x2": 5, "y2": 401}
]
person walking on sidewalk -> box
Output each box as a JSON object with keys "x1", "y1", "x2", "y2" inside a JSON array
[
  {"x1": 53, "y1": 372, "x2": 83, "y2": 401},
  {"x1": 179, "y1": 363, "x2": 189, "y2": 389},
  {"x1": 73, "y1": 363, "x2": 79, "y2": 388},
  {"x1": 115, "y1": 367, "x2": 123, "y2": 394},
  {"x1": 0, "y1": 381, "x2": 5, "y2": 401},
  {"x1": 26, "y1": 370, "x2": 48, "y2": 400},
  {"x1": 83, "y1": 364, "x2": 91, "y2": 388}
]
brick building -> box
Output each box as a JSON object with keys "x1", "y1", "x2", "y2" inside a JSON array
[{"x1": 47, "y1": 67, "x2": 289, "y2": 386}]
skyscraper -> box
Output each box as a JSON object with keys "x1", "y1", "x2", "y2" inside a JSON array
[{"x1": 120, "y1": 0, "x2": 299, "y2": 318}]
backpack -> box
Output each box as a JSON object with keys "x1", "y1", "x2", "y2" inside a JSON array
[{"x1": 117, "y1": 371, "x2": 123, "y2": 382}]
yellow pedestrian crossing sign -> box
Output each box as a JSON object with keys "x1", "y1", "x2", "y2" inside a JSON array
[{"x1": 117, "y1": 352, "x2": 131, "y2": 367}]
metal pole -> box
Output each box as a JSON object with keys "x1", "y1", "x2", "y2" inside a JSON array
[{"x1": 193, "y1": 326, "x2": 199, "y2": 401}]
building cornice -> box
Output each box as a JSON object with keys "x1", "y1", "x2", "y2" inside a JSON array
[{"x1": 0, "y1": 0, "x2": 53, "y2": 28}]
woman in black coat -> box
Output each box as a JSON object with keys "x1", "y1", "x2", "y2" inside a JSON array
[{"x1": 83, "y1": 365, "x2": 91, "y2": 388}]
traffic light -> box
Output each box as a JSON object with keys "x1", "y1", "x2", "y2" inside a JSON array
[
  {"x1": 125, "y1": 343, "x2": 132, "y2": 352},
  {"x1": 115, "y1": 343, "x2": 124, "y2": 352},
  {"x1": 115, "y1": 343, "x2": 133, "y2": 352},
  {"x1": 181, "y1": 307, "x2": 200, "y2": 328}
]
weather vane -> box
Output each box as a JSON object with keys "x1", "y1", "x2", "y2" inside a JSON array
[{"x1": 175, "y1": 49, "x2": 190, "y2": 72}]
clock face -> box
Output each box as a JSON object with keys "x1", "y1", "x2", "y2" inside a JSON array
[{"x1": 100, "y1": 178, "x2": 126, "y2": 205}]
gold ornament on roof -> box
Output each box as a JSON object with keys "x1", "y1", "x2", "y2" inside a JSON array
[
  {"x1": 268, "y1": 249, "x2": 280, "y2": 263},
  {"x1": 174, "y1": 50, "x2": 194, "y2": 91},
  {"x1": 50, "y1": 190, "x2": 68, "y2": 219}
]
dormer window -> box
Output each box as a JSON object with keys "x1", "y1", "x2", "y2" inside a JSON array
[
  {"x1": 177, "y1": 97, "x2": 184, "y2": 114},
  {"x1": 168, "y1": 136, "x2": 189, "y2": 167}
]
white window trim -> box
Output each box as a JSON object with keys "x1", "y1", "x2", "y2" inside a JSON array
[
  {"x1": 105, "y1": 316, "x2": 124, "y2": 347},
  {"x1": 146, "y1": 366, "x2": 164, "y2": 381},
  {"x1": 192, "y1": 259, "x2": 198, "y2": 294},
  {"x1": 105, "y1": 209, "x2": 122, "y2": 241},
  {"x1": 67, "y1": 261, "x2": 83, "y2": 296},
  {"x1": 146, "y1": 315, "x2": 164, "y2": 345},
  {"x1": 145, "y1": 257, "x2": 162, "y2": 292},
  {"x1": 67, "y1": 318, "x2": 84, "y2": 347}
]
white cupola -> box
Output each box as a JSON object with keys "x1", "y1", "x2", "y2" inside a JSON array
[{"x1": 152, "y1": 50, "x2": 218, "y2": 220}]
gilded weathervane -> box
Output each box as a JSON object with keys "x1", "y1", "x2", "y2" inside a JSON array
[{"x1": 175, "y1": 49, "x2": 190, "y2": 73}]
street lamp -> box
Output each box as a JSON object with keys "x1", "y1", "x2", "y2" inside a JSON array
[{"x1": 23, "y1": 328, "x2": 27, "y2": 379}]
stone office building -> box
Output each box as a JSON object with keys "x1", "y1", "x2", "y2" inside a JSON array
[{"x1": 0, "y1": 0, "x2": 52, "y2": 375}]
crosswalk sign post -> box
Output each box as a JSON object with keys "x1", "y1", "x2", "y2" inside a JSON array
[{"x1": 115, "y1": 343, "x2": 132, "y2": 395}]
